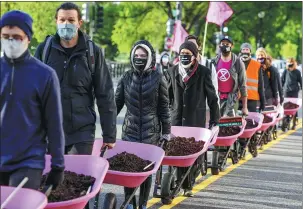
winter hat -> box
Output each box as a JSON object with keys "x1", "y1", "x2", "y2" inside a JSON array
[
  {"x1": 240, "y1": 43, "x2": 252, "y2": 52},
  {"x1": 0, "y1": 10, "x2": 33, "y2": 40},
  {"x1": 179, "y1": 41, "x2": 198, "y2": 58}
]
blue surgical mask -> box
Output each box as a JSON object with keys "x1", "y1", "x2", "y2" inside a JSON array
[{"x1": 57, "y1": 23, "x2": 77, "y2": 41}]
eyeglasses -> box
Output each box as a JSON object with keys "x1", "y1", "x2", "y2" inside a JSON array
[{"x1": 1, "y1": 34, "x2": 26, "y2": 41}]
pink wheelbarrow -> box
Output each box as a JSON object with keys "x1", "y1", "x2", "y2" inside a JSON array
[
  {"x1": 238, "y1": 112, "x2": 264, "y2": 158},
  {"x1": 281, "y1": 98, "x2": 302, "y2": 132},
  {"x1": 254, "y1": 106, "x2": 278, "y2": 151},
  {"x1": 1, "y1": 186, "x2": 47, "y2": 209},
  {"x1": 209, "y1": 118, "x2": 246, "y2": 175},
  {"x1": 43, "y1": 155, "x2": 109, "y2": 209},
  {"x1": 92, "y1": 140, "x2": 165, "y2": 209},
  {"x1": 152, "y1": 126, "x2": 218, "y2": 205}
]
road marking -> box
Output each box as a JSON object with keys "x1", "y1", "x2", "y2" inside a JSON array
[{"x1": 147, "y1": 121, "x2": 302, "y2": 209}]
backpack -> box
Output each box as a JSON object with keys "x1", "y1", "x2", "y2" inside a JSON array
[{"x1": 41, "y1": 35, "x2": 96, "y2": 76}]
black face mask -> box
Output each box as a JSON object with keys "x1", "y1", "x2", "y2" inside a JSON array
[
  {"x1": 133, "y1": 58, "x2": 147, "y2": 71},
  {"x1": 180, "y1": 54, "x2": 192, "y2": 66},
  {"x1": 220, "y1": 45, "x2": 231, "y2": 55},
  {"x1": 288, "y1": 64, "x2": 294, "y2": 68},
  {"x1": 240, "y1": 53, "x2": 251, "y2": 62}
]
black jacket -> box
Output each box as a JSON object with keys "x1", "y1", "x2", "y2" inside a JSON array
[
  {"x1": 34, "y1": 31, "x2": 117, "y2": 145},
  {"x1": 262, "y1": 65, "x2": 279, "y2": 100},
  {"x1": 115, "y1": 40, "x2": 171, "y2": 145},
  {"x1": 282, "y1": 68, "x2": 302, "y2": 93},
  {"x1": 166, "y1": 63, "x2": 220, "y2": 128}
]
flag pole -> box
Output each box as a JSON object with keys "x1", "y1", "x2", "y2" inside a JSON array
[{"x1": 201, "y1": 21, "x2": 208, "y2": 60}]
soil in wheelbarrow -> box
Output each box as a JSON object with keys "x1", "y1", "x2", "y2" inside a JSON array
[
  {"x1": 283, "y1": 101, "x2": 299, "y2": 109},
  {"x1": 108, "y1": 152, "x2": 154, "y2": 172},
  {"x1": 164, "y1": 137, "x2": 205, "y2": 156},
  {"x1": 245, "y1": 118, "x2": 259, "y2": 129},
  {"x1": 263, "y1": 115, "x2": 273, "y2": 123},
  {"x1": 40, "y1": 171, "x2": 95, "y2": 202},
  {"x1": 218, "y1": 126, "x2": 241, "y2": 137}
]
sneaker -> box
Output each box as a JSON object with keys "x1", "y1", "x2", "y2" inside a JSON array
[
  {"x1": 126, "y1": 204, "x2": 134, "y2": 209},
  {"x1": 184, "y1": 189, "x2": 194, "y2": 197}
]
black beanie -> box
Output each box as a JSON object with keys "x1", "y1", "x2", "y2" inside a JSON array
[{"x1": 179, "y1": 41, "x2": 198, "y2": 58}]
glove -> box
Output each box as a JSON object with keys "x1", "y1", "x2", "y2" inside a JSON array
[
  {"x1": 45, "y1": 167, "x2": 64, "y2": 190},
  {"x1": 280, "y1": 97, "x2": 284, "y2": 105},
  {"x1": 272, "y1": 98, "x2": 278, "y2": 106},
  {"x1": 161, "y1": 134, "x2": 171, "y2": 141},
  {"x1": 259, "y1": 103, "x2": 265, "y2": 113},
  {"x1": 208, "y1": 122, "x2": 217, "y2": 130}
]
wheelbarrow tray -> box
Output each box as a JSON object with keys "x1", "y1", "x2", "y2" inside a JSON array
[
  {"x1": 213, "y1": 119, "x2": 246, "y2": 146},
  {"x1": 240, "y1": 113, "x2": 264, "y2": 138},
  {"x1": 258, "y1": 112, "x2": 278, "y2": 131},
  {"x1": 1, "y1": 186, "x2": 47, "y2": 209},
  {"x1": 43, "y1": 155, "x2": 109, "y2": 209},
  {"x1": 161, "y1": 126, "x2": 213, "y2": 167},
  {"x1": 93, "y1": 140, "x2": 165, "y2": 188},
  {"x1": 283, "y1": 98, "x2": 302, "y2": 116}
]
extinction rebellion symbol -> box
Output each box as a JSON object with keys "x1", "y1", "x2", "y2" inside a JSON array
[{"x1": 217, "y1": 68, "x2": 230, "y2": 82}]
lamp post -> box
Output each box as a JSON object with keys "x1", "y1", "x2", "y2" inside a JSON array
[{"x1": 257, "y1": 11, "x2": 265, "y2": 48}]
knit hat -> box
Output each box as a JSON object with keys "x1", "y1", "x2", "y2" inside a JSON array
[
  {"x1": 240, "y1": 43, "x2": 252, "y2": 51},
  {"x1": 0, "y1": 10, "x2": 33, "y2": 40},
  {"x1": 179, "y1": 41, "x2": 198, "y2": 58}
]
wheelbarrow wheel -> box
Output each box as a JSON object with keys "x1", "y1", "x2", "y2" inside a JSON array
[
  {"x1": 161, "y1": 173, "x2": 175, "y2": 205},
  {"x1": 103, "y1": 193, "x2": 117, "y2": 209}
]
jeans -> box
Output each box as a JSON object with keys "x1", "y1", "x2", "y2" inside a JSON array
[{"x1": 0, "y1": 167, "x2": 43, "y2": 190}]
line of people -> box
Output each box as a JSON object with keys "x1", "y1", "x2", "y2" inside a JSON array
[{"x1": 0, "y1": 3, "x2": 301, "y2": 209}]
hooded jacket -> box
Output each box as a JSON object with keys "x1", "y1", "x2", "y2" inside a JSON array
[
  {"x1": 0, "y1": 50, "x2": 65, "y2": 172},
  {"x1": 34, "y1": 30, "x2": 117, "y2": 145},
  {"x1": 115, "y1": 40, "x2": 171, "y2": 145}
]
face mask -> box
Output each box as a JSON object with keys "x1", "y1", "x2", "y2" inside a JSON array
[
  {"x1": 220, "y1": 45, "x2": 231, "y2": 55},
  {"x1": 57, "y1": 23, "x2": 77, "y2": 41},
  {"x1": 133, "y1": 57, "x2": 147, "y2": 71},
  {"x1": 180, "y1": 54, "x2": 193, "y2": 68},
  {"x1": 257, "y1": 58, "x2": 266, "y2": 64},
  {"x1": 161, "y1": 56, "x2": 169, "y2": 67},
  {"x1": 240, "y1": 53, "x2": 251, "y2": 62},
  {"x1": 1, "y1": 39, "x2": 28, "y2": 59},
  {"x1": 287, "y1": 63, "x2": 294, "y2": 68}
]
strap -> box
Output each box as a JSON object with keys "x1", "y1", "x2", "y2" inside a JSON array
[
  {"x1": 87, "y1": 40, "x2": 95, "y2": 75},
  {"x1": 42, "y1": 36, "x2": 53, "y2": 63}
]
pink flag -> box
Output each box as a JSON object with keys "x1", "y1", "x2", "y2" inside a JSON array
[
  {"x1": 206, "y1": 2, "x2": 233, "y2": 26},
  {"x1": 171, "y1": 20, "x2": 189, "y2": 53}
]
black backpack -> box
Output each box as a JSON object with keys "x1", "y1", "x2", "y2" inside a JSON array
[{"x1": 41, "y1": 35, "x2": 96, "y2": 76}]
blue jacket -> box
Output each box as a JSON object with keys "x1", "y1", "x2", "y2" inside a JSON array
[{"x1": 0, "y1": 50, "x2": 65, "y2": 172}]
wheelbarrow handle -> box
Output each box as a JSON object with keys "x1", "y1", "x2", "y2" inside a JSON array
[
  {"x1": 100, "y1": 145, "x2": 108, "y2": 157},
  {"x1": 42, "y1": 185, "x2": 53, "y2": 197}
]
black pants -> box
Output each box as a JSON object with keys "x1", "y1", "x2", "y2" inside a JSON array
[
  {"x1": 239, "y1": 100, "x2": 259, "y2": 112},
  {"x1": 176, "y1": 157, "x2": 201, "y2": 190},
  {"x1": 0, "y1": 167, "x2": 43, "y2": 190},
  {"x1": 65, "y1": 141, "x2": 94, "y2": 155},
  {"x1": 124, "y1": 175, "x2": 152, "y2": 208}
]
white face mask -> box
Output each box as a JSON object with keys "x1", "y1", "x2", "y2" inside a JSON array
[{"x1": 1, "y1": 39, "x2": 28, "y2": 59}]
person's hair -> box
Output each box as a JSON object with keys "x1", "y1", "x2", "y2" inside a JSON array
[
  {"x1": 185, "y1": 35, "x2": 201, "y2": 47},
  {"x1": 256, "y1": 47, "x2": 271, "y2": 69},
  {"x1": 286, "y1": 57, "x2": 298, "y2": 69},
  {"x1": 55, "y1": 2, "x2": 82, "y2": 20}
]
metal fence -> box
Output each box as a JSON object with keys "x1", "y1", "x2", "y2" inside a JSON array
[{"x1": 106, "y1": 60, "x2": 131, "y2": 78}]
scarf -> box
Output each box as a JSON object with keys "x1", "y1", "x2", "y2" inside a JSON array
[{"x1": 178, "y1": 61, "x2": 198, "y2": 83}]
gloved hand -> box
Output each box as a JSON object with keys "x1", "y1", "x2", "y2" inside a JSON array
[
  {"x1": 45, "y1": 166, "x2": 64, "y2": 190},
  {"x1": 272, "y1": 98, "x2": 278, "y2": 106},
  {"x1": 259, "y1": 103, "x2": 265, "y2": 113},
  {"x1": 208, "y1": 122, "x2": 217, "y2": 130},
  {"x1": 161, "y1": 134, "x2": 171, "y2": 141},
  {"x1": 280, "y1": 96, "x2": 284, "y2": 105}
]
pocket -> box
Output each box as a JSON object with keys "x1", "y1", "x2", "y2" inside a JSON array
[
  {"x1": 71, "y1": 97, "x2": 95, "y2": 131},
  {"x1": 69, "y1": 56, "x2": 92, "y2": 87}
]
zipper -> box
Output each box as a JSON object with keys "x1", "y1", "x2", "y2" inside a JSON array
[
  {"x1": 10, "y1": 59, "x2": 15, "y2": 95},
  {"x1": 139, "y1": 74, "x2": 143, "y2": 141}
]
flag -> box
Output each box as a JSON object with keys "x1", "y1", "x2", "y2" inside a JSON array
[
  {"x1": 171, "y1": 20, "x2": 189, "y2": 53},
  {"x1": 206, "y1": 2, "x2": 233, "y2": 26}
]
